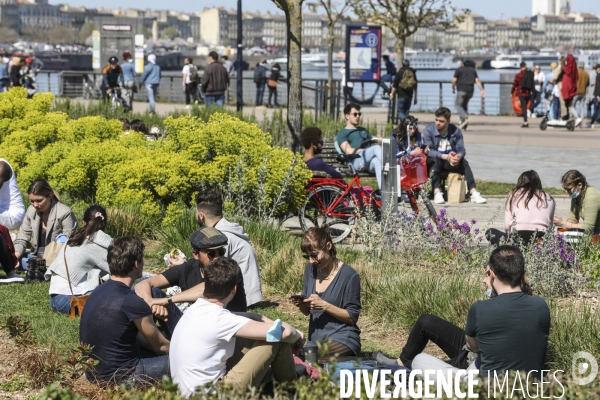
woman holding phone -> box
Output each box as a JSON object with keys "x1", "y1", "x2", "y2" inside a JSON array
[{"x1": 291, "y1": 227, "x2": 361, "y2": 357}]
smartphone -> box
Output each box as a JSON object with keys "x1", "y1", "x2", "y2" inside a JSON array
[{"x1": 290, "y1": 294, "x2": 305, "y2": 300}]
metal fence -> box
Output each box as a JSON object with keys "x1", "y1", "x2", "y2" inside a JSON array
[{"x1": 35, "y1": 71, "x2": 530, "y2": 120}]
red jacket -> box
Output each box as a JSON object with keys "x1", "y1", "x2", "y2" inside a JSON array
[
  {"x1": 511, "y1": 70, "x2": 531, "y2": 98},
  {"x1": 561, "y1": 54, "x2": 578, "y2": 101}
]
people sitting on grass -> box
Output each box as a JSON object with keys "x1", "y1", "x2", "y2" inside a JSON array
[
  {"x1": 187, "y1": 190, "x2": 262, "y2": 306},
  {"x1": 291, "y1": 227, "x2": 361, "y2": 358},
  {"x1": 486, "y1": 170, "x2": 555, "y2": 246},
  {"x1": 423, "y1": 107, "x2": 487, "y2": 205},
  {"x1": 80, "y1": 236, "x2": 170, "y2": 385},
  {"x1": 393, "y1": 115, "x2": 428, "y2": 159},
  {"x1": 336, "y1": 103, "x2": 382, "y2": 189},
  {"x1": 10, "y1": 179, "x2": 78, "y2": 283},
  {"x1": 45, "y1": 205, "x2": 113, "y2": 314},
  {"x1": 170, "y1": 257, "x2": 303, "y2": 396},
  {"x1": 554, "y1": 170, "x2": 600, "y2": 236},
  {"x1": 301, "y1": 127, "x2": 343, "y2": 179},
  {"x1": 135, "y1": 226, "x2": 246, "y2": 339},
  {"x1": 0, "y1": 158, "x2": 26, "y2": 230},
  {"x1": 374, "y1": 246, "x2": 550, "y2": 383},
  {"x1": 0, "y1": 223, "x2": 18, "y2": 283}
]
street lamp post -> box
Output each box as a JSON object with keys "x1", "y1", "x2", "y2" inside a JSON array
[{"x1": 237, "y1": 0, "x2": 243, "y2": 111}]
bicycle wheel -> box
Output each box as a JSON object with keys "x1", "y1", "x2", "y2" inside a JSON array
[{"x1": 299, "y1": 185, "x2": 354, "y2": 243}]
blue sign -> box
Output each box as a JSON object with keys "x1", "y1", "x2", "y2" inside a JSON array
[{"x1": 345, "y1": 26, "x2": 382, "y2": 82}]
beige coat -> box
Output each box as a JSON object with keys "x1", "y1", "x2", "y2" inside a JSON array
[{"x1": 14, "y1": 199, "x2": 78, "y2": 256}]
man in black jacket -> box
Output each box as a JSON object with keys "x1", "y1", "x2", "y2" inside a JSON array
[
  {"x1": 201, "y1": 51, "x2": 229, "y2": 107},
  {"x1": 588, "y1": 64, "x2": 600, "y2": 128}
]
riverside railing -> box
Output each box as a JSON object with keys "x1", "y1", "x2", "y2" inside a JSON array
[{"x1": 35, "y1": 71, "x2": 525, "y2": 119}]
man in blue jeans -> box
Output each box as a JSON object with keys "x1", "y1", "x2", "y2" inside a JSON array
[
  {"x1": 390, "y1": 59, "x2": 418, "y2": 121},
  {"x1": 336, "y1": 103, "x2": 382, "y2": 189},
  {"x1": 201, "y1": 51, "x2": 229, "y2": 107},
  {"x1": 139, "y1": 54, "x2": 161, "y2": 114},
  {"x1": 80, "y1": 237, "x2": 170, "y2": 386}
]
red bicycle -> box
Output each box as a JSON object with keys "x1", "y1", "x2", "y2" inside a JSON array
[{"x1": 299, "y1": 153, "x2": 436, "y2": 243}]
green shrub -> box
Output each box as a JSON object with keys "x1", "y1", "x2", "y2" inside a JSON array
[{"x1": 2, "y1": 90, "x2": 311, "y2": 222}]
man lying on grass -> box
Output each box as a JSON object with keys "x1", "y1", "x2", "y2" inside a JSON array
[
  {"x1": 170, "y1": 257, "x2": 304, "y2": 397},
  {"x1": 375, "y1": 245, "x2": 550, "y2": 383},
  {"x1": 80, "y1": 236, "x2": 170, "y2": 386}
]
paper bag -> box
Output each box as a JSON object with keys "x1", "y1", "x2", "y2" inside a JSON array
[{"x1": 447, "y1": 173, "x2": 466, "y2": 204}]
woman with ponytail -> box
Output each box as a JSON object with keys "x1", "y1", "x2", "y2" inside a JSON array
[
  {"x1": 554, "y1": 170, "x2": 600, "y2": 236},
  {"x1": 13, "y1": 179, "x2": 78, "y2": 271},
  {"x1": 46, "y1": 205, "x2": 113, "y2": 314}
]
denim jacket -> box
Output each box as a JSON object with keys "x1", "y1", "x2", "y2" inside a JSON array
[
  {"x1": 422, "y1": 123, "x2": 466, "y2": 159},
  {"x1": 0, "y1": 63, "x2": 9, "y2": 80},
  {"x1": 121, "y1": 61, "x2": 136, "y2": 82},
  {"x1": 139, "y1": 63, "x2": 161, "y2": 85}
]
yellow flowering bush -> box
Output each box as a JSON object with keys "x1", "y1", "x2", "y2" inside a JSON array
[{"x1": 0, "y1": 90, "x2": 311, "y2": 220}]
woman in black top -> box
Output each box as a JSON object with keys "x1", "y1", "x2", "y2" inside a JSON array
[
  {"x1": 267, "y1": 63, "x2": 281, "y2": 108},
  {"x1": 291, "y1": 227, "x2": 361, "y2": 357},
  {"x1": 9, "y1": 58, "x2": 22, "y2": 88}
]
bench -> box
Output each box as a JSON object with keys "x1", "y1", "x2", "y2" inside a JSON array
[{"x1": 314, "y1": 141, "x2": 373, "y2": 178}]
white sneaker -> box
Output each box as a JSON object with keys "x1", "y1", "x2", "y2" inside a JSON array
[
  {"x1": 458, "y1": 119, "x2": 469, "y2": 130},
  {"x1": 575, "y1": 118, "x2": 582, "y2": 126},
  {"x1": 470, "y1": 191, "x2": 487, "y2": 204},
  {"x1": 0, "y1": 275, "x2": 25, "y2": 284},
  {"x1": 530, "y1": 113, "x2": 537, "y2": 119},
  {"x1": 433, "y1": 192, "x2": 445, "y2": 204},
  {"x1": 527, "y1": 109, "x2": 532, "y2": 118}
]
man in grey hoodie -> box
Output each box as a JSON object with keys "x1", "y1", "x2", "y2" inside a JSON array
[{"x1": 192, "y1": 191, "x2": 263, "y2": 306}]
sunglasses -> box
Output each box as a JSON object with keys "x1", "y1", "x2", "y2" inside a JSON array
[
  {"x1": 203, "y1": 248, "x2": 226, "y2": 258},
  {"x1": 302, "y1": 251, "x2": 322, "y2": 260},
  {"x1": 350, "y1": 112, "x2": 362, "y2": 117}
]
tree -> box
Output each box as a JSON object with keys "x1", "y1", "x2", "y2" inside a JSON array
[
  {"x1": 79, "y1": 21, "x2": 94, "y2": 44},
  {"x1": 160, "y1": 27, "x2": 178, "y2": 40},
  {"x1": 310, "y1": 0, "x2": 351, "y2": 116},
  {"x1": 271, "y1": 0, "x2": 304, "y2": 152},
  {"x1": 0, "y1": 27, "x2": 19, "y2": 43},
  {"x1": 47, "y1": 26, "x2": 77, "y2": 45},
  {"x1": 21, "y1": 26, "x2": 47, "y2": 43},
  {"x1": 352, "y1": 0, "x2": 468, "y2": 64}
]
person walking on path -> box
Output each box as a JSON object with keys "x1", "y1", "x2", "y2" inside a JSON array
[
  {"x1": 266, "y1": 63, "x2": 281, "y2": 108},
  {"x1": 451, "y1": 59, "x2": 485, "y2": 131},
  {"x1": 511, "y1": 62, "x2": 533, "y2": 128},
  {"x1": 378, "y1": 55, "x2": 397, "y2": 96},
  {"x1": 573, "y1": 61, "x2": 589, "y2": 126},
  {"x1": 120, "y1": 52, "x2": 136, "y2": 111},
  {"x1": 221, "y1": 55, "x2": 235, "y2": 76},
  {"x1": 253, "y1": 59, "x2": 268, "y2": 107},
  {"x1": 390, "y1": 59, "x2": 418, "y2": 121},
  {"x1": 182, "y1": 57, "x2": 201, "y2": 108},
  {"x1": 201, "y1": 51, "x2": 229, "y2": 108},
  {"x1": 139, "y1": 54, "x2": 161, "y2": 114},
  {"x1": 529, "y1": 64, "x2": 545, "y2": 118},
  {"x1": 587, "y1": 64, "x2": 600, "y2": 128}
]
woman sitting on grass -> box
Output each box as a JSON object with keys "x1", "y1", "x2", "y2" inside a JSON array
[
  {"x1": 554, "y1": 170, "x2": 600, "y2": 237},
  {"x1": 291, "y1": 227, "x2": 361, "y2": 357},
  {"x1": 486, "y1": 170, "x2": 555, "y2": 246},
  {"x1": 46, "y1": 205, "x2": 113, "y2": 314},
  {"x1": 13, "y1": 179, "x2": 78, "y2": 271}
]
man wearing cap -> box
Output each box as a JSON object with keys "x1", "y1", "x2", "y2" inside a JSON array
[
  {"x1": 451, "y1": 59, "x2": 485, "y2": 131},
  {"x1": 390, "y1": 59, "x2": 418, "y2": 120},
  {"x1": 170, "y1": 257, "x2": 303, "y2": 395},
  {"x1": 135, "y1": 226, "x2": 247, "y2": 339}
]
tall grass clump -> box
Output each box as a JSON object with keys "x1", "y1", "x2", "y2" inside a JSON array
[{"x1": 105, "y1": 203, "x2": 156, "y2": 239}]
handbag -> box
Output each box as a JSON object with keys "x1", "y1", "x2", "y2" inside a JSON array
[
  {"x1": 63, "y1": 247, "x2": 90, "y2": 319},
  {"x1": 268, "y1": 79, "x2": 277, "y2": 88},
  {"x1": 44, "y1": 241, "x2": 64, "y2": 266}
]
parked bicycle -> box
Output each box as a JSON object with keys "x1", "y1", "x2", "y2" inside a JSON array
[{"x1": 299, "y1": 152, "x2": 436, "y2": 243}]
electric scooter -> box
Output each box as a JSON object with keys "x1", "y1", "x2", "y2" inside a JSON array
[{"x1": 539, "y1": 112, "x2": 578, "y2": 131}]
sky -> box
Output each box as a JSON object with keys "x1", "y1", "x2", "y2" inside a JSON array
[{"x1": 51, "y1": 0, "x2": 600, "y2": 21}]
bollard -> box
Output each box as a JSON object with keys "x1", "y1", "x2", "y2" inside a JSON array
[{"x1": 380, "y1": 138, "x2": 398, "y2": 218}]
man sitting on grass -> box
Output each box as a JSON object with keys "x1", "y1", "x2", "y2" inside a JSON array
[
  {"x1": 374, "y1": 246, "x2": 550, "y2": 383},
  {"x1": 80, "y1": 237, "x2": 170, "y2": 385},
  {"x1": 135, "y1": 226, "x2": 247, "y2": 339},
  {"x1": 170, "y1": 257, "x2": 304, "y2": 396}
]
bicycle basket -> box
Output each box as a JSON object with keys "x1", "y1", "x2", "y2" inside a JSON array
[{"x1": 399, "y1": 154, "x2": 428, "y2": 188}]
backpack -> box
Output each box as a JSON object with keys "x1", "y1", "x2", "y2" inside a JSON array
[
  {"x1": 399, "y1": 68, "x2": 416, "y2": 91},
  {"x1": 521, "y1": 69, "x2": 534, "y2": 91},
  {"x1": 253, "y1": 65, "x2": 265, "y2": 84},
  {"x1": 188, "y1": 65, "x2": 199, "y2": 83}
]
